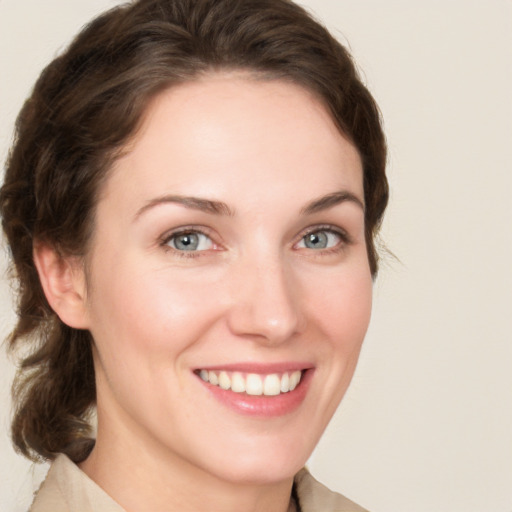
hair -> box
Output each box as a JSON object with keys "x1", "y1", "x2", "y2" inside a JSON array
[{"x1": 0, "y1": 0, "x2": 388, "y2": 463}]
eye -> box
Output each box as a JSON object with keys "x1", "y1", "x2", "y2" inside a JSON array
[
  {"x1": 296, "y1": 229, "x2": 343, "y2": 250},
  {"x1": 166, "y1": 231, "x2": 214, "y2": 252}
]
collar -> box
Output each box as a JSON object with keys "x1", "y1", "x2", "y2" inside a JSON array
[{"x1": 30, "y1": 454, "x2": 368, "y2": 512}]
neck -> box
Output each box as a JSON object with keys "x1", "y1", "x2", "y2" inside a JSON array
[{"x1": 80, "y1": 411, "x2": 295, "y2": 512}]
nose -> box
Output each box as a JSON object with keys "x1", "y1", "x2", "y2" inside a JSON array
[{"x1": 226, "y1": 255, "x2": 305, "y2": 345}]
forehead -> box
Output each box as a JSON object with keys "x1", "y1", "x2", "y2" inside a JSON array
[{"x1": 102, "y1": 74, "x2": 363, "y2": 212}]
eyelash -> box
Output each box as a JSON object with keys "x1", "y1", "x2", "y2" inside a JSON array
[
  {"x1": 159, "y1": 226, "x2": 218, "y2": 259},
  {"x1": 296, "y1": 225, "x2": 352, "y2": 254},
  {"x1": 159, "y1": 224, "x2": 352, "y2": 259}
]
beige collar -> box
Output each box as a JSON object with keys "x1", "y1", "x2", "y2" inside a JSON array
[{"x1": 30, "y1": 454, "x2": 368, "y2": 512}]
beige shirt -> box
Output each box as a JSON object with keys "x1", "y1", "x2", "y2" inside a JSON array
[{"x1": 30, "y1": 454, "x2": 369, "y2": 512}]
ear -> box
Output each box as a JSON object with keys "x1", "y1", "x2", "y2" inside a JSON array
[{"x1": 33, "y1": 242, "x2": 90, "y2": 329}]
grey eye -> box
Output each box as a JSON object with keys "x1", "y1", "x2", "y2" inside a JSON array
[
  {"x1": 168, "y1": 232, "x2": 213, "y2": 251},
  {"x1": 298, "y1": 230, "x2": 341, "y2": 250},
  {"x1": 304, "y1": 232, "x2": 329, "y2": 249},
  {"x1": 173, "y1": 233, "x2": 199, "y2": 251}
]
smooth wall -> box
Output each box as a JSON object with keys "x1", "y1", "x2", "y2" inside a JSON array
[{"x1": 1, "y1": 1, "x2": 511, "y2": 511}]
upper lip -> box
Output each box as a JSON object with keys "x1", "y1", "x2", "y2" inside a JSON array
[{"x1": 194, "y1": 362, "x2": 314, "y2": 374}]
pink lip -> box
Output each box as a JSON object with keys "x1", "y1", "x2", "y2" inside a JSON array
[{"x1": 195, "y1": 367, "x2": 314, "y2": 417}]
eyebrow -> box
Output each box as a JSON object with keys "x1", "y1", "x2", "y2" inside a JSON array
[
  {"x1": 134, "y1": 189, "x2": 363, "y2": 221},
  {"x1": 134, "y1": 195, "x2": 234, "y2": 221},
  {"x1": 300, "y1": 190, "x2": 365, "y2": 215}
]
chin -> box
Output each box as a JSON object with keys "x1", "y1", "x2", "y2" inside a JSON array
[
  {"x1": 213, "y1": 457, "x2": 305, "y2": 485},
  {"x1": 194, "y1": 431, "x2": 316, "y2": 485}
]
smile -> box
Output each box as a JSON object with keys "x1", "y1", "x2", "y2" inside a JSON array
[{"x1": 197, "y1": 370, "x2": 303, "y2": 396}]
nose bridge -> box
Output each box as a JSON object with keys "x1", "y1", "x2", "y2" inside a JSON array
[{"x1": 227, "y1": 246, "x2": 304, "y2": 344}]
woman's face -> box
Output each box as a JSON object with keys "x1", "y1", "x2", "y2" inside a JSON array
[{"x1": 82, "y1": 75, "x2": 372, "y2": 484}]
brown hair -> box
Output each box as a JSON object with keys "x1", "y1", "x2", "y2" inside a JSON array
[{"x1": 0, "y1": 0, "x2": 388, "y2": 463}]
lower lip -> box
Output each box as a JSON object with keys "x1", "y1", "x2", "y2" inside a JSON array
[{"x1": 197, "y1": 370, "x2": 313, "y2": 417}]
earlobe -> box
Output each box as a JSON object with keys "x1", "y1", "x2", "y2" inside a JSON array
[{"x1": 33, "y1": 242, "x2": 90, "y2": 329}]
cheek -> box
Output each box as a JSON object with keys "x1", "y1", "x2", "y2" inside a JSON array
[
  {"x1": 86, "y1": 258, "x2": 222, "y2": 362},
  {"x1": 85, "y1": 260, "x2": 224, "y2": 425},
  {"x1": 309, "y1": 266, "x2": 373, "y2": 351},
  {"x1": 310, "y1": 266, "x2": 373, "y2": 413}
]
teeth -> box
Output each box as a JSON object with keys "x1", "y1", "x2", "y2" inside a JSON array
[
  {"x1": 231, "y1": 372, "x2": 246, "y2": 393},
  {"x1": 218, "y1": 371, "x2": 231, "y2": 390},
  {"x1": 198, "y1": 369, "x2": 303, "y2": 396},
  {"x1": 263, "y1": 374, "x2": 281, "y2": 396},
  {"x1": 289, "y1": 370, "x2": 301, "y2": 391},
  {"x1": 246, "y1": 373, "x2": 263, "y2": 395},
  {"x1": 280, "y1": 372, "x2": 290, "y2": 393},
  {"x1": 208, "y1": 371, "x2": 219, "y2": 386}
]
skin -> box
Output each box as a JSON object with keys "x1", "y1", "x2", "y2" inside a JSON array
[{"x1": 37, "y1": 74, "x2": 373, "y2": 512}]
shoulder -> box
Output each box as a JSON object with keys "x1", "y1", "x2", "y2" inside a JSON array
[
  {"x1": 294, "y1": 468, "x2": 370, "y2": 512},
  {"x1": 30, "y1": 454, "x2": 125, "y2": 512},
  {"x1": 29, "y1": 455, "x2": 69, "y2": 512}
]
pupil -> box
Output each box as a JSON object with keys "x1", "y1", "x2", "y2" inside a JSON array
[
  {"x1": 306, "y1": 232, "x2": 327, "y2": 249},
  {"x1": 176, "y1": 233, "x2": 198, "y2": 250}
]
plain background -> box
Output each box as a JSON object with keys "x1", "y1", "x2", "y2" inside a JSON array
[{"x1": 1, "y1": 1, "x2": 511, "y2": 511}]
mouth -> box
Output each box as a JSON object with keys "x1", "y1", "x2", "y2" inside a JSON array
[
  {"x1": 196, "y1": 369, "x2": 303, "y2": 396},
  {"x1": 193, "y1": 365, "x2": 313, "y2": 417}
]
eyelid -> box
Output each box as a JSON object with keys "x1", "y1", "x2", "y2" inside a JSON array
[
  {"x1": 293, "y1": 224, "x2": 352, "y2": 250},
  {"x1": 158, "y1": 223, "x2": 352, "y2": 257},
  {"x1": 159, "y1": 225, "x2": 222, "y2": 254}
]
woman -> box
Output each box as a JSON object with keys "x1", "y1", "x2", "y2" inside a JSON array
[{"x1": 0, "y1": 0, "x2": 388, "y2": 510}]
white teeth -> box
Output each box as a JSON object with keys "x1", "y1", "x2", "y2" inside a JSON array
[
  {"x1": 218, "y1": 371, "x2": 231, "y2": 390},
  {"x1": 246, "y1": 373, "x2": 263, "y2": 395},
  {"x1": 289, "y1": 370, "x2": 301, "y2": 391},
  {"x1": 280, "y1": 373, "x2": 290, "y2": 393},
  {"x1": 231, "y1": 372, "x2": 246, "y2": 393},
  {"x1": 208, "y1": 371, "x2": 219, "y2": 386},
  {"x1": 198, "y1": 369, "x2": 304, "y2": 396},
  {"x1": 263, "y1": 374, "x2": 281, "y2": 396}
]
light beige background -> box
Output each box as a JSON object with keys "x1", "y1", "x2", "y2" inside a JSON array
[{"x1": 1, "y1": 1, "x2": 511, "y2": 511}]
